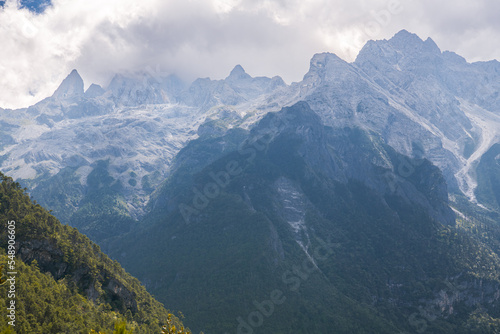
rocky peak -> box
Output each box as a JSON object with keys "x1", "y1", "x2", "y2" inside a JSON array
[
  {"x1": 52, "y1": 69, "x2": 84, "y2": 99},
  {"x1": 226, "y1": 64, "x2": 252, "y2": 81},
  {"x1": 308, "y1": 52, "x2": 346, "y2": 71},
  {"x1": 388, "y1": 29, "x2": 441, "y2": 55},
  {"x1": 106, "y1": 72, "x2": 173, "y2": 105},
  {"x1": 303, "y1": 52, "x2": 352, "y2": 83},
  {"x1": 390, "y1": 29, "x2": 422, "y2": 44},
  {"x1": 84, "y1": 83, "x2": 105, "y2": 98}
]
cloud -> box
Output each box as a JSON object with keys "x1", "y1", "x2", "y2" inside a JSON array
[{"x1": 0, "y1": 0, "x2": 499, "y2": 109}]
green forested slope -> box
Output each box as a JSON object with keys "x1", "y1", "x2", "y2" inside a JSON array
[{"x1": 0, "y1": 172, "x2": 186, "y2": 333}]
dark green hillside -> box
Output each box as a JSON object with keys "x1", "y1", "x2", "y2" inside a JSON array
[
  {"x1": 108, "y1": 102, "x2": 500, "y2": 333},
  {"x1": 0, "y1": 172, "x2": 186, "y2": 333}
]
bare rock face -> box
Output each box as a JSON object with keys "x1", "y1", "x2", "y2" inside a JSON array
[
  {"x1": 17, "y1": 239, "x2": 67, "y2": 278},
  {"x1": 52, "y1": 69, "x2": 84, "y2": 100},
  {"x1": 106, "y1": 278, "x2": 138, "y2": 312}
]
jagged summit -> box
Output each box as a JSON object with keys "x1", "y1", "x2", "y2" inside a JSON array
[
  {"x1": 84, "y1": 83, "x2": 105, "y2": 98},
  {"x1": 226, "y1": 64, "x2": 251, "y2": 80},
  {"x1": 390, "y1": 29, "x2": 421, "y2": 43},
  {"x1": 52, "y1": 69, "x2": 84, "y2": 99},
  {"x1": 388, "y1": 29, "x2": 441, "y2": 54},
  {"x1": 303, "y1": 52, "x2": 351, "y2": 82},
  {"x1": 354, "y1": 30, "x2": 442, "y2": 67},
  {"x1": 309, "y1": 52, "x2": 345, "y2": 66},
  {"x1": 423, "y1": 37, "x2": 441, "y2": 53}
]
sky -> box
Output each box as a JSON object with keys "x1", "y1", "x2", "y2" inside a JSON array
[{"x1": 0, "y1": 0, "x2": 499, "y2": 109}]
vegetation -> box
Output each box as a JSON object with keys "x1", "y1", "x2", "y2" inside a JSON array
[
  {"x1": 25, "y1": 160, "x2": 137, "y2": 244},
  {"x1": 0, "y1": 172, "x2": 188, "y2": 333}
]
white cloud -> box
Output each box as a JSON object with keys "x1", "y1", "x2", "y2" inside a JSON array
[{"x1": 0, "y1": 0, "x2": 499, "y2": 109}]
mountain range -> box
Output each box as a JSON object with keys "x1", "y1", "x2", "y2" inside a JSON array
[{"x1": 1, "y1": 29, "x2": 500, "y2": 333}]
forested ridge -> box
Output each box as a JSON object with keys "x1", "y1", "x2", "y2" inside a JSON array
[{"x1": 0, "y1": 172, "x2": 190, "y2": 333}]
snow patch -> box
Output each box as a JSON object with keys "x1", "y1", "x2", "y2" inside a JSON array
[{"x1": 456, "y1": 99, "x2": 500, "y2": 202}]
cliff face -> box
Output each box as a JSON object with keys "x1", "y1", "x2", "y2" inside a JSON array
[
  {"x1": 18, "y1": 239, "x2": 68, "y2": 279},
  {"x1": 251, "y1": 102, "x2": 456, "y2": 225}
]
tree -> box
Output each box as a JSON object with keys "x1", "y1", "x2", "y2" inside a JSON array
[
  {"x1": 161, "y1": 314, "x2": 194, "y2": 334},
  {"x1": 89, "y1": 321, "x2": 133, "y2": 334}
]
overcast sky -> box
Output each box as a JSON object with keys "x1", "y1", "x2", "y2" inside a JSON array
[{"x1": 1, "y1": 0, "x2": 499, "y2": 109}]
